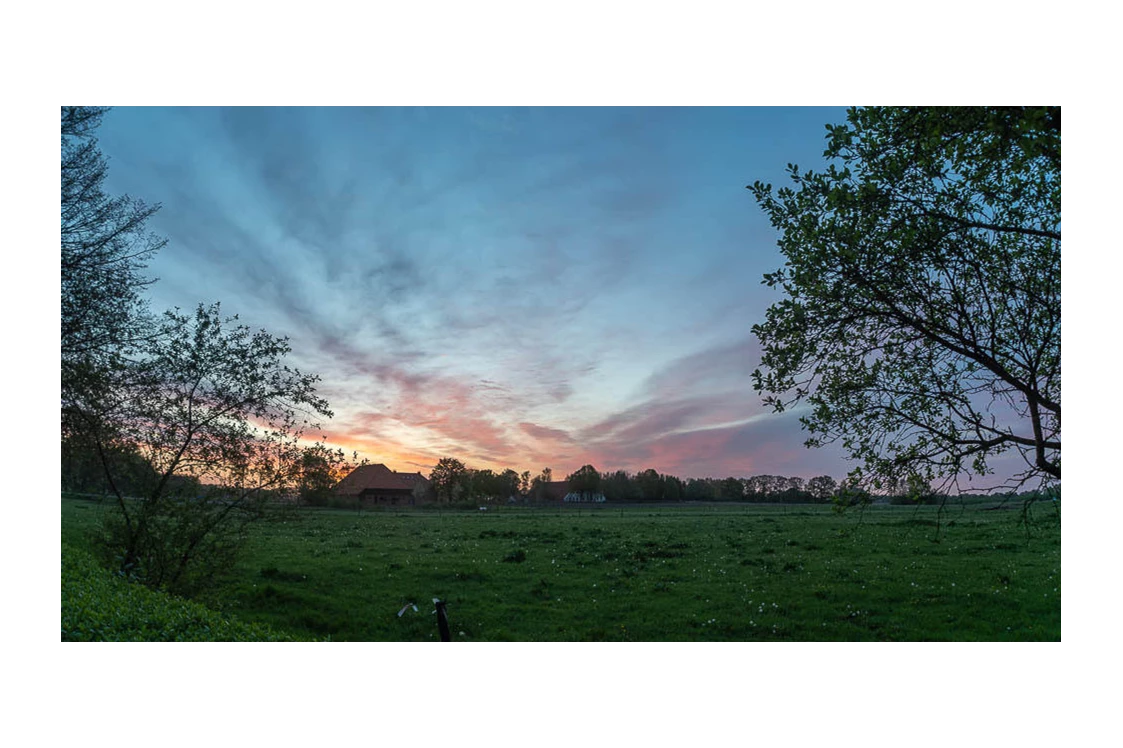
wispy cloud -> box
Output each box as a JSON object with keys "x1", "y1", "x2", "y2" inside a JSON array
[{"x1": 519, "y1": 422, "x2": 576, "y2": 445}]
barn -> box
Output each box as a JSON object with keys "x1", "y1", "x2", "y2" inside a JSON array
[{"x1": 334, "y1": 464, "x2": 433, "y2": 505}]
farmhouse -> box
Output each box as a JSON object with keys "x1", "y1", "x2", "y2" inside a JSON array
[
  {"x1": 563, "y1": 490, "x2": 606, "y2": 503},
  {"x1": 334, "y1": 464, "x2": 433, "y2": 505}
]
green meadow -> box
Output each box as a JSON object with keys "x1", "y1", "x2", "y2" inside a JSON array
[{"x1": 62, "y1": 497, "x2": 1060, "y2": 641}]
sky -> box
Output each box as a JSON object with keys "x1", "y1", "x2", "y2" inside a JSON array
[{"x1": 94, "y1": 106, "x2": 860, "y2": 480}]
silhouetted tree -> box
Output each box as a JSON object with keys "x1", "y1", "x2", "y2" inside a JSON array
[
  {"x1": 566, "y1": 464, "x2": 602, "y2": 496},
  {"x1": 429, "y1": 457, "x2": 469, "y2": 503},
  {"x1": 662, "y1": 474, "x2": 684, "y2": 502},
  {"x1": 299, "y1": 443, "x2": 361, "y2": 506},
  {"x1": 602, "y1": 470, "x2": 640, "y2": 502},
  {"x1": 499, "y1": 468, "x2": 521, "y2": 499},
  {"x1": 745, "y1": 474, "x2": 782, "y2": 498},
  {"x1": 636, "y1": 469, "x2": 663, "y2": 501},
  {"x1": 528, "y1": 467, "x2": 554, "y2": 501},
  {"x1": 719, "y1": 477, "x2": 744, "y2": 501},
  {"x1": 684, "y1": 478, "x2": 714, "y2": 501},
  {"x1": 807, "y1": 475, "x2": 838, "y2": 501},
  {"x1": 469, "y1": 469, "x2": 496, "y2": 500}
]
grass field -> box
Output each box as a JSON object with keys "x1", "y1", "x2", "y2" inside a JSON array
[{"x1": 61, "y1": 497, "x2": 1061, "y2": 641}]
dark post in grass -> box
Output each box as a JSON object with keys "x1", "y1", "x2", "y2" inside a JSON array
[{"x1": 434, "y1": 598, "x2": 451, "y2": 641}]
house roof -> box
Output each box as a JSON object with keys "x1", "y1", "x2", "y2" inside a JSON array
[
  {"x1": 334, "y1": 464, "x2": 429, "y2": 495},
  {"x1": 542, "y1": 480, "x2": 570, "y2": 501}
]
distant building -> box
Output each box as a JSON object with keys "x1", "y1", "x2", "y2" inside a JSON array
[
  {"x1": 563, "y1": 491, "x2": 606, "y2": 503},
  {"x1": 334, "y1": 464, "x2": 433, "y2": 505}
]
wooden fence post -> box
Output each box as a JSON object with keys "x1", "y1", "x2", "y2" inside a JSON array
[{"x1": 434, "y1": 598, "x2": 451, "y2": 642}]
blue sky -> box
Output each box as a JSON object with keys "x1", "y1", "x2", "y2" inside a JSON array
[{"x1": 97, "y1": 106, "x2": 858, "y2": 479}]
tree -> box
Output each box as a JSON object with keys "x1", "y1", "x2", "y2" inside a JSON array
[
  {"x1": 719, "y1": 477, "x2": 744, "y2": 501},
  {"x1": 636, "y1": 468, "x2": 663, "y2": 501},
  {"x1": 499, "y1": 469, "x2": 521, "y2": 499},
  {"x1": 61, "y1": 107, "x2": 166, "y2": 403},
  {"x1": 470, "y1": 469, "x2": 497, "y2": 500},
  {"x1": 299, "y1": 443, "x2": 360, "y2": 506},
  {"x1": 72, "y1": 303, "x2": 333, "y2": 594},
  {"x1": 429, "y1": 457, "x2": 469, "y2": 503},
  {"x1": 807, "y1": 475, "x2": 838, "y2": 501},
  {"x1": 749, "y1": 107, "x2": 1060, "y2": 493},
  {"x1": 745, "y1": 474, "x2": 782, "y2": 498},
  {"x1": 602, "y1": 470, "x2": 640, "y2": 502},
  {"x1": 663, "y1": 474, "x2": 684, "y2": 502},
  {"x1": 685, "y1": 478, "x2": 715, "y2": 502},
  {"x1": 529, "y1": 467, "x2": 554, "y2": 501},
  {"x1": 566, "y1": 464, "x2": 601, "y2": 497}
]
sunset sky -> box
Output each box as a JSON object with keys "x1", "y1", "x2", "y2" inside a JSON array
[{"x1": 95, "y1": 106, "x2": 860, "y2": 480}]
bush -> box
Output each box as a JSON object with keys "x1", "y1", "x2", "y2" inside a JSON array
[
  {"x1": 61, "y1": 544, "x2": 300, "y2": 641},
  {"x1": 92, "y1": 492, "x2": 262, "y2": 596}
]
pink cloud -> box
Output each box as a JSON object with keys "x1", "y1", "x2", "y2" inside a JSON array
[
  {"x1": 519, "y1": 422, "x2": 575, "y2": 444},
  {"x1": 577, "y1": 414, "x2": 849, "y2": 480}
]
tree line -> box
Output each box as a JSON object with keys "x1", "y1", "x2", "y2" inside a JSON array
[
  {"x1": 580, "y1": 466, "x2": 842, "y2": 504},
  {"x1": 421, "y1": 457, "x2": 842, "y2": 505}
]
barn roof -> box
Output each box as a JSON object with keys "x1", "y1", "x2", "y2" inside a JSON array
[
  {"x1": 334, "y1": 464, "x2": 429, "y2": 495},
  {"x1": 542, "y1": 480, "x2": 570, "y2": 501}
]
